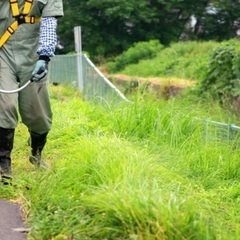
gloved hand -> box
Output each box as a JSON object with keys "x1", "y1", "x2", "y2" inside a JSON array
[{"x1": 31, "y1": 57, "x2": 50, "y2": 82}]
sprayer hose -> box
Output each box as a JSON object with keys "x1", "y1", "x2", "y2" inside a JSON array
[{"x1": 0, "y1": 80, "x2": 31, "y2": 94}]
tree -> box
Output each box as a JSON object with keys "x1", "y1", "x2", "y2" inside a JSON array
[
  {"x1": 56, "y1": 0, "x2": 240, "y2": 58},
  {"x1": 193, "y1": 0, "x2": 240, "y2": 41}
]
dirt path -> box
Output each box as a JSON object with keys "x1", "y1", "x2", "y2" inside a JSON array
[
  {"x1": 0, "y1": 200, "x2": 28, "y2": 240},
  {"x1": 105, "y1": 73, "x2": 196, "y2": 97}
]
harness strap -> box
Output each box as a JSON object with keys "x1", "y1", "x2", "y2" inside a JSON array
[
  {"x1": 18, "y1": 16, "x2": 41, "y2": 24},
  {"x1": 9, "y1": 0, "x2": 20, "y2": 17},
  {"x1": 0, "y1": 16, "x2": 41, "y2": 48},
  {"x1": 22, "y1": 0, "x2": 33, "y2": 16},
  {"x1": 0, "y1": 21, "x2": 18, "y2": 48},
  {"x1": 0, "y1": 0, "x2": 41, "y2": 48}
]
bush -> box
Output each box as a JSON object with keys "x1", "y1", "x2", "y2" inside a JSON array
[
  {"x1": 199, "y1": 42, "x2": 240, "y2": 105},
  {"x1": 117, "y1": 41, "x2": 218, "y2": 80},
  {"x1": 106, "y1": 40, "x2": 164, "y2": 72}
]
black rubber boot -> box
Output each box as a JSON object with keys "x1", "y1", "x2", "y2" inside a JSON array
[
  {"x1": 29, "y1": 131, "x2": 48, "y2": 169},
  {"x1": 0, "y1": 128, "x2": 14, "y2": 185}
]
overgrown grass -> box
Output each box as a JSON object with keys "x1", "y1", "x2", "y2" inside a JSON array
[
  {"x1": 119, "y1": 41, "x2": 218, "y2": 80},
  {"x1": 107, "y1": 39, "x2": 240, "y2": 82},
  {"x1": 2, "y1": 85, "x2": 240, "y2": 239}
]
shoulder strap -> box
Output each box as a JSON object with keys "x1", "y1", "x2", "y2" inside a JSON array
[
  {"x1": 0, "y1": 21, "x2": 18, "y2": 48},
  {"x1": 9, "y1": 0, "x2": 20, "y2": 17},
  {"x1": 9, "y1": 0, "x2": 34, "y2": 17},
  {"x1": 22, "y1": 0, "x2": 33, "y2": 15}
]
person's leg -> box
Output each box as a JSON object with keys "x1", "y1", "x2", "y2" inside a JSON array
[
  {"x1": 18, "y1": 77, "x2": 52, "y2": 168},
  {"x1": 29, "y1": 131, "x2": 48, "y2": 168},
  {"x1": 0, "y1": 58, "x2": 19, "y2": 128},
  {"x1": 0, "y1": 58, "x2": 19, "y2": 183},
  {"x1": 0, "y1": 128, "x2": 15, "y2": 183}
]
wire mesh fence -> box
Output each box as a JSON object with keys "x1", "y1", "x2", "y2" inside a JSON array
[
  {"x1": 199, "y1": 119, "x2": 240, "y2": 146},
  {"x1": 48, "y1": 53, "x2": 128, "y2": 104},
  {"x1": 48, "y1": 54, "x2": 78, "y2": 88}
]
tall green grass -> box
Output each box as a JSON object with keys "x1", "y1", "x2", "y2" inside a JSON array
[
  {"x1": 106, "y1": 39, "x2": 240, "y2": 81},
  {"x1": 5, "y1": 85, "x2": 238, "y2": 239},
  {"x1": 119, "y1": 41, "x2": 219, "y2": 80}
]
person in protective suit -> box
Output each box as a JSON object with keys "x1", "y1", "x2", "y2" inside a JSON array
[{"x1": 0, "y1": 0, "x2": 64, "y2": 184}]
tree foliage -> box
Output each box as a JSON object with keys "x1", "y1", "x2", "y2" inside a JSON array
[
  {"x1": 195, "y1": 0, "x2": 240, "y2": 41},
  {"x1": 57, "y1": 0, "x2": 240, "y2": 57}
]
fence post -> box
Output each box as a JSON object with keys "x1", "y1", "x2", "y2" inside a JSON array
[{"x1": 74, "y1": 26, "x2": 83, "y2": 90}]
